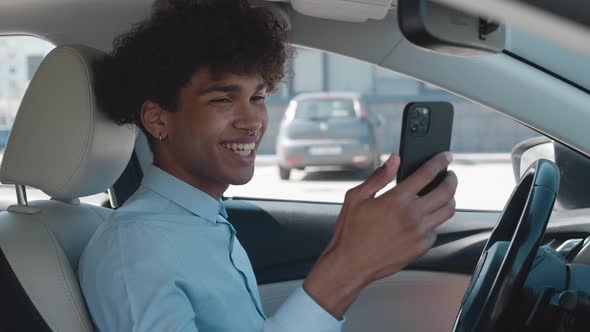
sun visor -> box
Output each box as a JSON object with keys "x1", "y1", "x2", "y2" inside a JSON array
[{"x1": 290, "y1": 0, "x2": 393, "y2": 22}]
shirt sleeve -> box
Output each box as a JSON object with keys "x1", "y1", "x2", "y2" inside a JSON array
[
  {"x1": 263, "y1": 286, "x2": 345, "y2": 332},
  {"x1": 79, "y1": 223, "x2": 199, "y2": 332}
]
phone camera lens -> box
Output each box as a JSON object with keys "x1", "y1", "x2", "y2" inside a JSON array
[
  {"x1": 411, "y1": 124, "x2": 418, "y2": 132},
  {"x1": 416, "y1": 107, "x2": 430, "y2": 115}
]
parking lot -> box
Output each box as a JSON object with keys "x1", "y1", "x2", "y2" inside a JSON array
[{"x1": 226, "y1": 153, "x2": 515, "y2": 211}]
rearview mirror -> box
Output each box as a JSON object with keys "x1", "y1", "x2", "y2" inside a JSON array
[
  {"x1": 512, "y1": 137, "x2": 590, "y2": 210},
  {"x1": 397, "y1": 0, "x2": 505, "y2": 56}
]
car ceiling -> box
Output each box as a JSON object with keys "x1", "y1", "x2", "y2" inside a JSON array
[
  {"x1": 507, "y1": 28, "x2": 590, "y2": 93},
  {"x1": 437, "y1": 0, "x2": 590, "y2": 56},
  {"x1": 2, "y1": 0, "x2": 590, "y2": 159},
  {"x1": 0, "y1": 0, "x2": 394, "y2": 50}
]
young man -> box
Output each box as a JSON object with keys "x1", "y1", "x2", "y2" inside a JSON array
[{"x1": 78, "y1": 1, "x2": 458, "y2": 331}]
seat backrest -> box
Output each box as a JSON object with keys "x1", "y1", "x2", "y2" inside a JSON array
[{"x1": 0, "y1": 45, "x2": 136, "y2": 332}]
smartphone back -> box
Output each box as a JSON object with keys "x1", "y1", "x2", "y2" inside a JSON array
[{"x1": 397, "y1": 102, "x2": 454, "y2": 195}]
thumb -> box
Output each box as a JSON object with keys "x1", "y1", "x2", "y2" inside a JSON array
[{"x1": 354, "y1": 154, "x2": 400, "y2": 199}]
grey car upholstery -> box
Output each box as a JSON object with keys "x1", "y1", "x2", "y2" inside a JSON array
[{"x1": 0, "y1": 45, "x2": 135, "y2": 332}]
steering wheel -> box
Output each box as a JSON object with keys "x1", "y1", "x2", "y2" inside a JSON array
[{"x1": 452, "y1": 159, "x2": 559, "y2": 332}]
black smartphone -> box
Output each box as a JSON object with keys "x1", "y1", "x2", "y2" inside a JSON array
[{"x1": 397, "y1": 102, "x2": 454, "y2": 196}]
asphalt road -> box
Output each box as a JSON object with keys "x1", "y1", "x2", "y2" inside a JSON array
[
  {"x1": 226, "y1": 153, "x2": 516, "y2": 211},
  {"x1": 0, "y1": 154, "x2": 516, "y2": 212}
]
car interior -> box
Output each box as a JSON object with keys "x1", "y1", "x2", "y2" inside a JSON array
[{"x1": 1, "y1": 0, "x2": 590, "y2": 331}]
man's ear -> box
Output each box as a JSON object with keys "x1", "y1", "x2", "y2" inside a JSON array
[{"x1": 140, "y1": 100, "x2": 169, "y2": 140}]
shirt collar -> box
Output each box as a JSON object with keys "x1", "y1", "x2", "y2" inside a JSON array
[{"x1": 141, "y1": 165, "x2": 228, "y2": 223}]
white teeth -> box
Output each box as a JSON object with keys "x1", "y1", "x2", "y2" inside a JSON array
[
  {"x1": 223, "y1": 143, "x2": 256, "y2": 151},
  {"x1": 222, "y1": 142, "x2": 255, "y2": 156}
]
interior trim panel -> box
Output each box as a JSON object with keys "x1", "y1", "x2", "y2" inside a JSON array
[{"x1": 225, "y1": 198, "x2": 590, "y2": 284}]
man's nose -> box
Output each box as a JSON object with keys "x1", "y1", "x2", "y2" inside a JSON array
[{"x1": 234, "y1": 102, "x2": 263, "y2": 130}]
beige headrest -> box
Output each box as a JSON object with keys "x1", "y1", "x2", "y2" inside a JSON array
[{"x1": 0, "y1": 45, "x2": 136, "y2": 201}]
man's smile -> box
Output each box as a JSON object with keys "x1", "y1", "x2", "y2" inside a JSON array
[{"x1": 221, "y1": 142, "x2": 256, "y2": 156}]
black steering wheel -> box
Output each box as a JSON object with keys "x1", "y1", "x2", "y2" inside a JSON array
[{"x1": 453, "y1": 159, "x2": 560, "y2": 332}]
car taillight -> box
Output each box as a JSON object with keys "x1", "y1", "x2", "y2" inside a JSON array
[
  {"x1": 357, "y1": 104, "x2": 367, "y2": 119},
  {"x1": 287, "y1": 157, "x2": 299, "y2": 165}
]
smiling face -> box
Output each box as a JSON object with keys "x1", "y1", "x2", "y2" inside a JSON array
[{"x1": 141, "y1": 68, "x2": 269, "y2": 199}]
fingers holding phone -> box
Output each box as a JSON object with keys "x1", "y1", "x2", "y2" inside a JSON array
[
  {"x1": 416, "y1": 167, "x2": 458, "y2": 214},
  {"x1": 382, "y1": 151, "x2": 458, "y2": 236},
  {"x1": 394, "y1": 151, "x2": 453, "y2": 197},
  {"x1": 328, "y1": 151, "x2": 457, "y2": 274},
  {"x1": 349, "y1": 154, "x2": 400, "y2": 200},
  {"x1": 416, "y1": 167, "x2": 458, "y2": 232}
]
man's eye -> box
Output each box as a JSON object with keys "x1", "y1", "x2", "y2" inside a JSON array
[
  {"x1": 211, "y1": 98, "x2": 231, "y2": 103},
  {"x1": 251, "y1": 96, "x2": 266, "y2": 102}
]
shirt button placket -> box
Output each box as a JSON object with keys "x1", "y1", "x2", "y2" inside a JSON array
[{"x1": 222, "y1": 217, "x2": 266, "y2": 319}]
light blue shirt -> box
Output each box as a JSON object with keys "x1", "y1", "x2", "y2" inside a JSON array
[{"x1": 79, "y1": 165, "x2": 344, "y2": 332}]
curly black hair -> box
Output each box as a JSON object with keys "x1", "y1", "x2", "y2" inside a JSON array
[{"x1": 93, "y1": 0, "x2": 288, "y2": 140}]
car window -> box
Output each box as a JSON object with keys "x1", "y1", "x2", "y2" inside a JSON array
[
  {"x1": 0, "y1": 36, "x2": 108, "y2": 207},
  {"x1": 224, "y1": 46, "x2": 546, "y2": 211},
  {"x1": 295, "y1": 99, "x2": 356, "y2": 120}
]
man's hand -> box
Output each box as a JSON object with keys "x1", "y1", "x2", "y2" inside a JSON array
[{"x1": 303, "y1": 152, "x2": 457, "y2": 319}]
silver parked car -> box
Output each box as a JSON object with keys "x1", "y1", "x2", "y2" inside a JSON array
[{"x1": 276, "y1": 92, "x2": 382, "y2": 180}]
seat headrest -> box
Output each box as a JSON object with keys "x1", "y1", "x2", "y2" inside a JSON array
[{"x1": 0, "y1": 45, "x2": 136, "y2": 201}]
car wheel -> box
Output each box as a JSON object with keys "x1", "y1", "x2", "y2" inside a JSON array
[{"x1": 279, "y1": 166, "x2": 291, "y2": 180}]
